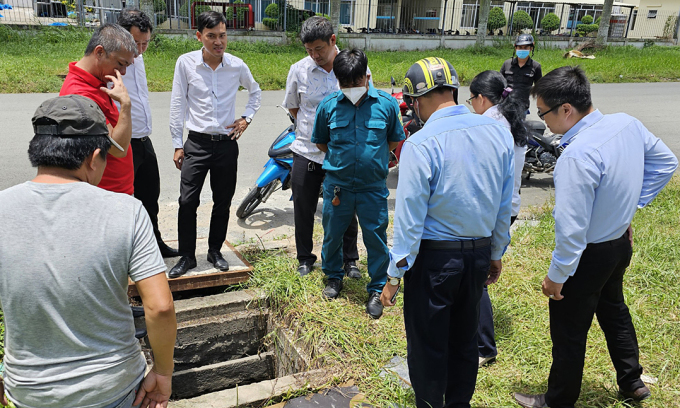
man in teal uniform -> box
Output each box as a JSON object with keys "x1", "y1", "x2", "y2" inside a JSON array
[{"x1": 312, "y1": 48, "x2": 405, "y2": 319}]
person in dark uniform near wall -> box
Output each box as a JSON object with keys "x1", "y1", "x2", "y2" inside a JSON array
[
  {"x1": 513, "y1": 66, "x2": 678, "y2": 408},
  {"x1": 382, "y1": 57, "x2": 514, "y2": 408},
  {"x1": 500, "y1": 34, "x2": 542, "y2": 114},
  {"x1": 167, "y1": 11, "x2": 261, "y2": 278}
]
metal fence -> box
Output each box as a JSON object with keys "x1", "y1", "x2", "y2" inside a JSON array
[{"x1": 1, "y1": 0, "x2": 678, "y2": 41}]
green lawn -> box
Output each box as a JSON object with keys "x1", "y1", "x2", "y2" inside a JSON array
[
  {"x1": 1, "y1": 26, "x2": 680, "y2": 94},
  {"x1": 242, "y1": 175, "x2": 680, "y2": 408}
]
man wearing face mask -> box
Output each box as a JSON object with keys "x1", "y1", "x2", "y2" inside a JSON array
[
  {"x1": 500, "y1": 34, "x2": 542, "y2": 114},
  {"x1": 381, "y1": 57, "x2": 514, "y2": 408},
  {"x1": 311, "y1": 49, "x2": 405, "y2": 319}
]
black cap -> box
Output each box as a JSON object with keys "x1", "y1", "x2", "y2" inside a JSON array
[{"x1": 32, "y1": 95, "x2": 123, "y2": 151}]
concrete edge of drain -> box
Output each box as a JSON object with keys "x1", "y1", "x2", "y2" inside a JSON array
[{"x1": 170, "y1": 368, "x2": 329, "y2": 408}]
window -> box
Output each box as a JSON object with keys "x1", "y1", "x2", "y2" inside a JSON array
[
  {"x1": 517, "y1": 2, "x2": 556, "y2": 30},
  {"x1": 647, "y1": 9, "x2": 657, "y2": 19},
  {"x1": 340, "y1": 0, "x2": 355, "y2": 25},
  {"x1": 305, "y1": 0, "x2": 329, "y2": 15},
  {"x1": 630, "y1": 9, "x2": 637, "y2": 30},
  {"x1": 460, "y1": 0, "x2": 505, "y2": 29}
]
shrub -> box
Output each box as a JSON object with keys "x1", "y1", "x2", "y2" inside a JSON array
[
  {"x1": 595, "y1": 16, "x2": 601, "y2": 25},
  {"x1": 226, "y1": 0, "x2": 248, "y2": 23},
  {"x1": 576, "y1": 23, "x2": 599, "y2": 36},
  {"x1": 512, "y1": 10, "x2": 533, "y2": 33},
  {"x1": 541, "y1": 12, "x2": 560, "y2": 33},
  {"x1": 262, "y1": 2, "x2": 279, "y2": 30},
  {"x1": 488, "y1": 7, "x2": 507, "y2": 33},
  {"x1": 581, "y1": 14, "x2": 593, "y2": 24}
]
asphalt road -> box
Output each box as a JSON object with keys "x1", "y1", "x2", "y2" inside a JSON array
[{"x1": 2, "y1": 83, "x2": 678, "y2": 245}]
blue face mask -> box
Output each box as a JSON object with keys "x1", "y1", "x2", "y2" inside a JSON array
[{"x1": 516, "y1": 50, "x2": 530, "y2": 59}]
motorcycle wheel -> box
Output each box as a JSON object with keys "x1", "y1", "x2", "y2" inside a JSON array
[{"x1": 236, "y1": 181, "x2": 279, "y2": 219}]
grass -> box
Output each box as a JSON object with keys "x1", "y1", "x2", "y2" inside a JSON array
[
  {"x1": 239, "y1": 175, "x2": 680, "y2": 408},
  {"x1": 1, "y1": 25, "x2": 680, "y2": 94}
]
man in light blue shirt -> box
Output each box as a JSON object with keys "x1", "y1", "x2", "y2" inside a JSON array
[
  {"x1": 381, "y1": 58, "x2": 514, "y2": 408},
  {"x1": 514, "y1": 66, "x2": 677, "y2": 408}
]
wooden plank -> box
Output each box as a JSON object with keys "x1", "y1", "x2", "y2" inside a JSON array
[{"x1": 128, "y1": 241, "x2": 253, "y2": 297}]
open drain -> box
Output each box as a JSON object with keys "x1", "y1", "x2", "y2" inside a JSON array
[{"x1": 135, "y1": 289, "x2": 326, "y2": 407}]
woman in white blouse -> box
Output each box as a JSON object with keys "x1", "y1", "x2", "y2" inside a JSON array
[{"x1": 467, "y1": 70, "x2": 529, "y2": 366}]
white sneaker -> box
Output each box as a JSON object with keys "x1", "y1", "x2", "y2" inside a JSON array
[{"x1": 479, "y1": 356, "x2": 496, "y2": 367}]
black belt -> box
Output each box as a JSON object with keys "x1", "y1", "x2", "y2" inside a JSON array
[
  {"x1": 189, "y1": 130, "x2": 231, "y2": 141},
  {"x1": 131, "y1": 136, "x2": 150, "y2": 142},
  {"x1": 420, "y1": 237, "x2": 491, "y2": 250}
]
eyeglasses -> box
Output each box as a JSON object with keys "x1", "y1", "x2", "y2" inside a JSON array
[
  {"x1": 537, "y1": 104, "x2": 562, "y2": 120},
  {"x1": 466, "y1": 95, "x2": 477, "y2": 105}
]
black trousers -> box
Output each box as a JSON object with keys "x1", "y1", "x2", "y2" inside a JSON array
[
  {"x1": 404, "y1": 241, "x2": 491, "y2": 408},
  {"x1": 477, "y1": 216, "x2": 515, "y2": 358},
  {"x1": 131, "y1": 137, "x2": 164, "y2": 243},
  {"x1": 291, "y1": 153, "x2": 358, "y2": 265},
  {"x1": 545, "y1": 232, "x2": 644, "y2": 408},
  {"x1": 178, "y1": 134, "x2": 238, "y2": 258}
]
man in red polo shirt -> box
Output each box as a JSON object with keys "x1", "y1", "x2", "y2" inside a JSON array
[{"x1": 60, "y1": 23, "x2": 137, "y2": 195}]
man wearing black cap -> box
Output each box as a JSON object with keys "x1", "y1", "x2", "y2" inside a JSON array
[{"x1": 0, "y1": 95, "x2": 177, "y2": 408}]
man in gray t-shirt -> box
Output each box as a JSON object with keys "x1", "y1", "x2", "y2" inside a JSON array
[{"x1": 0, "y1": 95, "x2": 177, "y2": 408}]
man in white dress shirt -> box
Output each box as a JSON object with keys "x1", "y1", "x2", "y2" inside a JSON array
[
  {"x1": 117, "y1": 8, "x2": 179, "y2": 258},
  {"x1": 168, "y1": 11, "x2": 261, "y2": 278},
  {"x1": 282, "y1": 16, "x2": 360, "y2": 278}
]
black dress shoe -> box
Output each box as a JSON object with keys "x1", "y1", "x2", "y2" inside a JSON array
[
  {"x1": 619, "y1": 385, "x2": 651, "y2": 402},
  {"x1": 297, "y1": 263, "x2": 314, "y2": 277},
  {"x1": 158, "y1": 241, "x2": 180, "y2": 258},
  {"x1": 168, "y1": 256, "x2": 197, "y2": 279},
  {"x1": 207, "y1": 250, "x2": 229, "y2": 271},
  {"x1": 513, "y1": 393, "x2": 547, "y2": 408},
  {"x1": 322, "y1": 278, "x2": 343, "y2": 299},
  {"x1": 366, "y1": 291, "x2": 384, "y2": 319},
  {"x1": 344, "y1": 261, "x2": 361, "y2": 279}
]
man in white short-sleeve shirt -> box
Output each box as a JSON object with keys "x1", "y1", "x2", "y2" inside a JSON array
[{"x1": 0, "y1": 95, "x2": 177, "y2": 408}]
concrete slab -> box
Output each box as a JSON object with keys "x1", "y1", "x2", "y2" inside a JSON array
[
  {"x1": 282, "y1": 385, "x2": 372, "y2": 407},
  {"x1": 172, "y1": 352, "x2": 275, "y2": 399},
  {"x1": 171, "y1": 369, "x2": 329, "y2": 408},
  {"x1": 173, "y1": 289, "x2": 267, "y2": 323},
  {"x1": 379, "y1": 355, "x2": 411, "y2": 389}
]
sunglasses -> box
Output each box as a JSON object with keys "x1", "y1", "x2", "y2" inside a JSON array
[{"x1": 538, "y1": 103, "x2": 563, "y2": 120}]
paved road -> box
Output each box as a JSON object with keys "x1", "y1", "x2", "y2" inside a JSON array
[{"x1": 2, "y1": 83, "x2": 679, "y2": 245}]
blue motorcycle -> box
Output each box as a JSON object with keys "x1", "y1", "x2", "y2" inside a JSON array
[{"x1": 236, "y1": 107, "x2": 296, "y2": 219}]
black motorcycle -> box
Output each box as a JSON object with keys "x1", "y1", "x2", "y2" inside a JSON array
[{"x1": 523, "y1": 120, "x2": 564, "y2": 179}]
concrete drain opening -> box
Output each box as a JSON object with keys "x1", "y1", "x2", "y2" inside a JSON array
[{"x1": 136, "y1": 289, "x2": 327, "y2": 408}]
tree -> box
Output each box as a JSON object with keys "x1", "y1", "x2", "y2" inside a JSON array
[
  {"x1": 541, "y1": 12, "x2": 559, "y2": 33},
  {"x1": 512, "y1": 10, "x2": 533, "y2": 33},
  {"x1": 476, "y1": 0, "x2": 491, "y2": 46},
  {"x1": 596, "y1": 0, "x2": 614, "y2": 45},
  {"x1": 581, "y1": 14, "x2": 593, "y2": 24},
  {"x1": 487, "y1": 7, "x2": 507, "y2": 34}
]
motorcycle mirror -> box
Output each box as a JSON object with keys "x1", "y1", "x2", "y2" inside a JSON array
[{"x1": 391, "y1": 76, "x2": 397, "y2": 93}]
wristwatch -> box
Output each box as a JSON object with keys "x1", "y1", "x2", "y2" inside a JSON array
[
  {"x1": 242, "y1": 116, "x2": 252, "y2": 124},
  {"x1": 388, "y1": 277, "x2": 400, "y2": 286}
]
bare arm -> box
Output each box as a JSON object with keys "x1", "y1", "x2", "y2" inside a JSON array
[
  {"x1": 133, "y1": 273, "x2": 176, "y2": 408},
  {"x1": 316, "y1": 143, "x2": 328, "y2": 153},
  {"x1": 389, "y1": 141, "x2": 400, "y2": 151}
]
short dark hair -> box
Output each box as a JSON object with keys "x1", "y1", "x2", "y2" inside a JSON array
[
  {"x1": 470, "y1": 70, "x2": 528, "y2": 147},
  {"x1": 334, "y1": 49, "x2": 368, "y2": 88},
  {"x1": 197, "y1": 10, "x2": 227, "y2": 33},
  {"x1": 84, "y1": 23, "x2": 137, "y2": 56},
  {"x1": 531, "y1": 66, "x2": 592, "y2": 113},
  {"x1": 28, "y1": 135, "x2": 111, "y2": 170},
  {"x1": 300, "y1": 16, "x2": 333, "y2": 44},
  {"x1": 118, "y1": 8, "x2": 153, "y2": 33}
]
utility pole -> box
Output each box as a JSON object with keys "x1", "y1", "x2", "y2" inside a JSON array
[
  {"x1": 330, "y1": 0, "x2": 340, "y2": 35},
  {"x1": 476, "y1": 0, "x2": 490, "y2": 46},
  {"x1": 596, "y1": 0, "x2": 614, "y2": 45}
]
